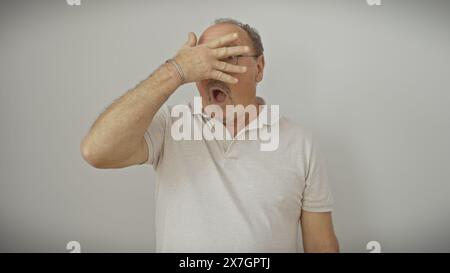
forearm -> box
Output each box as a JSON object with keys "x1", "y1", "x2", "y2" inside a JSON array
[{"x1": 81, "y1": 62, "x2": 180, "y2": 167}]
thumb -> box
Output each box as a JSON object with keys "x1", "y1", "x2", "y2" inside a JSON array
[{"x1": 183, "y1": 32, "x2": 197, "y2": 47}]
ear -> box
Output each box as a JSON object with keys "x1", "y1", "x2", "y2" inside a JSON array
[{"x1": 255, "y1": 55, "x2": 265, "y2": 83}]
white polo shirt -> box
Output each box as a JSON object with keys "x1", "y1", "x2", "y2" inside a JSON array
[{"x1": 143, "y1": 97, "x2": 333, "y2": 252}]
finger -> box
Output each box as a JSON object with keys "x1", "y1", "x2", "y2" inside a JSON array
[
  {"x1": 205, "y1": 32, "x2": 239, "y2": 49},
  {"x1": 184, "y1": 32, "x2": 197, "y2": 47},
  {"x1": 213, "y1": 61, "x2": 247, "y2": 73},
  {"x1": 212, "y1": 46, "x2": 250, "y2": 58},
  {"x1": 209, "y1": 70, "x2": 238, "y2": 84}
]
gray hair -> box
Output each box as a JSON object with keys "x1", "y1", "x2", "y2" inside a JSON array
[{"x1": 213, "y1": 18, "x2": 264, "y2": 56}]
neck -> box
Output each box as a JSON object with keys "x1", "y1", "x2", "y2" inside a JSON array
[{"x1": 224, "y1": 97, "x2": 262, "y2": 138}]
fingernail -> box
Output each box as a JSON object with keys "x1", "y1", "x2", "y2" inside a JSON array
[
  {"x1": 233, "y1": 33, "x2": 238, "y2": 38},
  {"x1": 245, "y1": 46, "x2": 250, "y2": 51},
  {"x1": 234, "y1": 78, "x2": 239, "y2": 83},
  {"x1": 242, "y1": 66, "x2": 247, "y2": 72}
]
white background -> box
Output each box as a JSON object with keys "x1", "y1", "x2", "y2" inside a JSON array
[{"x1": 0, "y1": 0, "x2": 449, "y2": 252}]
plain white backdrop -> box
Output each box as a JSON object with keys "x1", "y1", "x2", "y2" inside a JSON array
[{"x1": 0, "y1": 0, "x2": 449, "y2": 252}]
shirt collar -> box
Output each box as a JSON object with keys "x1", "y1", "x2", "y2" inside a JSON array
[{"x1": 188, "y1": 96, "x2": 279, "y2": 127}]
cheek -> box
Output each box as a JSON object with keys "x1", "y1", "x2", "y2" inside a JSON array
[
  {"x1": 231, "y1": 71, "x2": 257, "y2": 100},
  {"x1": 235, "y1": 71, "x2": 255, "y2": 88},
  {"x1": 236, "y1": 64, "x2": 256, "y2": 82}
]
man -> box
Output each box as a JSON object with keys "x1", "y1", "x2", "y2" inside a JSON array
[{"x1": 81, "y1": 18, "x2": 339, "y2": 253}]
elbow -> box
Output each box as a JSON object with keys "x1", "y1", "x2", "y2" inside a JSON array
[{"x1": 80, "y1": 138, "x2": 107, "y2": 169}]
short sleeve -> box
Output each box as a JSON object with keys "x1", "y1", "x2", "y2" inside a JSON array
[
  {"x1": 301, "y1": 135, "x2": 334, "y2": 212},
  {"x1": 143, "y1": 104, "x2": 170, "y2": 167}
]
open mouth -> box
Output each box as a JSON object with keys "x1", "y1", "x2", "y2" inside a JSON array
[{"x1": 210, "y1": 87, "x2": 229, "y2": 103}]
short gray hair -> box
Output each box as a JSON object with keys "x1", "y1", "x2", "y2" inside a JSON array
[{"x1": 214, "y1": 18, "x2": 264, "y2": 56}]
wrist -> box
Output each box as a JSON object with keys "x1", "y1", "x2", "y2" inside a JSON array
[
  {"x1": 158, "y1": 63, "x2": 181, "y2": 97},
  {"x1": 165, "y1": 59, "x2": 185, "y2": 86},
  {"x1": 140, "y1": 62, "x2": 181, "y2": 98}
]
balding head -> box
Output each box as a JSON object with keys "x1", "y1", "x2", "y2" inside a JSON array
[{"x1": 199, "y1": 18, "x2": 264, "y2": 56}]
